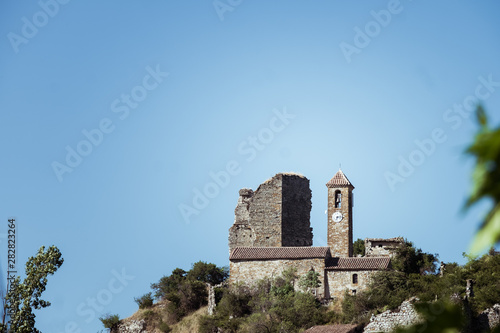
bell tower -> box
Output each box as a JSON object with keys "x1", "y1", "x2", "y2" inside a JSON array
[{"x1": 326, "y1": 169, "x2": 354, "y2": 257}]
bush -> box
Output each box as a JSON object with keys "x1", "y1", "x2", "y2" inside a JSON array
[
  {"x1": 141, "y1": 309, "x2": 156, "y2": 319},
  {"x1": 99, "y1": 314, "x2": 120, "y2": 329},
  {"x1": 158, "y1": 320, "x2": 171, "y2": 333},
  {"x1": 134, "y1": 292, "x2": 154, "y2": 309},
  {"x1": 150, "y1": 261, "x2": 229, "y2": 324},
  {"x1": 187, "y1": 261, "x2": 229, "y2": 285},
  {"x1": 353, "y1": 238, "x2": 365, "y2": 256}
]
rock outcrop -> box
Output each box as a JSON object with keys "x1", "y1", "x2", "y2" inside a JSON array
[{"x1": 113, "y1": 319, "x2": 147, "y2": 333}]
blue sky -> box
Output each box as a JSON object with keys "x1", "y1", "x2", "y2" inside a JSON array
[{"x1": 1, "y1": 1, "x2": 500, "y2": 331}]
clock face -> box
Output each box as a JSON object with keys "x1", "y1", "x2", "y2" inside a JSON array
[{"x1": 332, "y1": 211, "x2": 343, "y2": 222}]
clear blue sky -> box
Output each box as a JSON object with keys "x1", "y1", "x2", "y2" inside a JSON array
[{"x1": 1, "y1": 1, "x2": 500, "y2": 331}]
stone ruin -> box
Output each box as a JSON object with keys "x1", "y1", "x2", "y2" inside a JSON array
[
  {"x1": 228, "y1": 173, "x2": 313, "y2": 251},
  {"x1": 364, "y1": 297, "x2": 422, "y2": 332}
]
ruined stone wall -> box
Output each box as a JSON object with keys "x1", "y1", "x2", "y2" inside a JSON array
[
  {"x1": 477, "y1": 304, "x2": 500, "y2": 331},
  {"x1": 228, "y1": 189, "x2": 255, "y2": 252},
  {"x1": 228, "y1": 173, "x2": 313, "y2": 251},
  {"x1": 325, "y1": 270, "x2": 375, "y2": 301},
  {"x1": 248, "y1": 175, "x2": 283, "y2": 247},
  {"x1": 363, "y1": 298, "x2": 421, "y2": 332},
  {"x1": 281, "y1": 175, "x2": 313, "y2": 246},
  {"x1": 229, "y1": 258, "x2": 326, "y2": 297}
]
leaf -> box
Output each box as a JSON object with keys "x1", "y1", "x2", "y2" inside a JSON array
[
  {"x1": 476, "y1": 104, "x2": 487, "y2": 127},
  {"x1": 466, "y1": 106, "x2": 500, "y2": 254},
  {"x1": 470, "y1": 206, "x2": 500, "y2": 254}
]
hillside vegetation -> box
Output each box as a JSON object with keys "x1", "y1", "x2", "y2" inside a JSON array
[{"x1": 105, "y1": 242, "x2": 500, "y2": 333}]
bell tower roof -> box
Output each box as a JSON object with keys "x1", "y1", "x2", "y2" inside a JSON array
[{"x1": 326, "y1": 169, "x2": 354, "y2": 188}]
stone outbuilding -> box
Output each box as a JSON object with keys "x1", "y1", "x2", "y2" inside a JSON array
[{"x1": 364, "y1": 237, "x2": 404, "y2": 257}]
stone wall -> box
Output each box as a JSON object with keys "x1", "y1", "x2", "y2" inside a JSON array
[
  {"x1": 228, "y1": 188, "x2": 255, "y2": 252},
  {"x1": 477, "y1": 304, "x2": 500, "y2": 331},
  {"x1": 363, "y1": 298, "x2": 422, "y2": 332},
  {"x1": 365, "y1": 237, "x2": 403, "y2": 258},
  {"x1": 228, "y1": 173, "x2": 313, "y2": 251},
  {"x1": 281, "y1": 175, "x2": 313, "y2": 246},
  {"x1": 327, "y1": 186, "x2": 353, "y2": 257},
  {"x1": 229, "y1": 258, "x2": 326, "y2": 297},
  {"x1": 325, "y1": 270, "x2": 374, "y2": 301}
]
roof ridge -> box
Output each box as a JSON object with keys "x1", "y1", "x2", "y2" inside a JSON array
[{"x1": 230, "y1": 246, "x2": 331, "y2": 260}]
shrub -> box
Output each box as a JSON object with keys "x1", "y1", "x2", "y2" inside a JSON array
[
  {"x1": 158, "y1": 320, "x2": 171, "y2": 333},
  {"x1": 99, "y1": 314, "x2": 120, "y2": 329},
  {"x1": 141, "y1": 309, "x2": 156, "y2": 319},
  {"x1": 353, "y1": 238, "x2": 365, "y2": 256},
  {"x1": 298, "y1": 270, "x2": 321, "y2": 293},
  {"x1": 135, "y1": 292, "x2": 154, "y2": 309}
]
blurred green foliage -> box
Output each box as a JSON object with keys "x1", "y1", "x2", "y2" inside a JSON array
[{"x1": 466, "y1": 105, "x2": 500, "y2": 254}]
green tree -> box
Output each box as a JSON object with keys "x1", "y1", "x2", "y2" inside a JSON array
[
  {"x1": 391, "y1": 240, "x2": 438, "y2": 275},
  {"x1": 3, "y1": 245, "x2": 63, "y2": 333},
  {"x1": 99, "y1": 314, "x2": 121, "y2": 329},
  {"x1": 353, "y1": 238, "x2": 365, "y2": 256},
  {"x1": 151, "y1": 262, "x2": 228, "y2": 322},
  {"x1": 186, "y1": 261, "x2": 229, "y2": 285},
  {"x1": 151, "y1": 268, "x2": 186, "y2": 299},
  {"x1": 298, "y1": 270, "x2": 321, "y2": 293},
  {"x1": 134, "y1": 292, "x2": 154, "y2": 309}
]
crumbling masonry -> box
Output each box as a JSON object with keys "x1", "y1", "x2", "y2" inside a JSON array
[{"x1": 228, "y1": 170, "x2": 397, "y2": 301}]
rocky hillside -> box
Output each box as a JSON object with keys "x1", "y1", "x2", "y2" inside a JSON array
[{"x1": 112, "y1": 300, "x2": 207, "y2": 333}]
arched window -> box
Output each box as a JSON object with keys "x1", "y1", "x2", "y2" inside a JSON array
[
  {"x1": 335, "y1": 190, "x2": 342, "y2": 208},
  {"x1": 352, "y1": 274, "x2": 358, "y2": 285}
]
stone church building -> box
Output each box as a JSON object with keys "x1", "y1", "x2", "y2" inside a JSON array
[{"x1": 228, "y1": 170, "x2": 397, "y2": 300}]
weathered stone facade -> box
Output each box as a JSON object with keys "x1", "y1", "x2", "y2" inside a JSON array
[
  {"x1": 229, "y1": 173, "x2": 313, "y2": 252},
  {"x1": 326, "y1": 171, "x2": 354, "y2": 258},
  {"x1": 230, "y1": 257, "x2": 326, "y2": 296},
  {"x1": 326, "y1": 270, "x2": 375, "y2": 300},
  {"x1": 365, "y1": 237, "x2": 404, "y2": 257}
]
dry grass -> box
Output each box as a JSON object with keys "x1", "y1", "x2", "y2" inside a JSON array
[
  {"x1": 119, "y1": 300, "x2": 208, "y2": 333},
  {"x1": 170, "y1": 306, "x2": 208, "y2": 333}
]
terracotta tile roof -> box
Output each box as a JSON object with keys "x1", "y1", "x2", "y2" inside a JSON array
[
  {"x1": 304, "y1": 324, "x2": 359, "y2": 333},
  {"x1": 230, "y1": 247, "x2": 331, "y2": 260},
  {"x1": 325, "y1": 257, "x2": 391, "y2": 270},
  {"x1": 326, "y1": 170, "x2": 354, "y2": 188}
]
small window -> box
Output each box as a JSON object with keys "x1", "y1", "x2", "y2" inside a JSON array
[
  {"x1": 352, "y1": 289, "x2": 357, "y2": 296},
  {"x1": 352, "y1": 274, "x2": 358, "y2": 284},
  {"x1": 335, "y1": 190, "x2": 342, "y2": 208}
]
